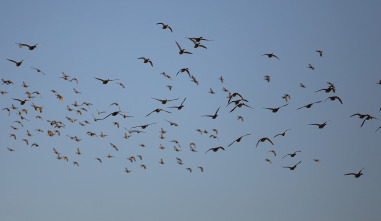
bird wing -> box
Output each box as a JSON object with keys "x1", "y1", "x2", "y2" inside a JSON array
[
  {"x1": 266, "y1": 138, "x2": 274, "y2": 145},
  {"x1": 175, "y1": 41, "x2": 182, "y2": 50}
]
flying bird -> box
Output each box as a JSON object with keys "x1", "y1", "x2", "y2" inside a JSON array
[
  {"x1": 152, "y1": 97, "x2": 179, "y2": 105},
  {"x1": 228, "y1": 133, "x2": 251, "y2": 147},
  {"x1": 94, "y1": 77, "x2": 119, "y2": 84},
  {"x1": 297, "y1": 101, "x2": 322, "y2": 110},
  {"x1": 283, "y1": 161, "x2": 302, "y2": 170},
  {"x1": 282, "y1": 150, "x2": 301, "y2": 159},
  {"x1": 205, "y1": 146, "x2": 225, "y2": 154},
  {"x1": 202, "y1": 106, "x2": 220, "y2": 119},
  {"x1": 17, "y1": 43, "x2": 39, "y2": 50},
  {"x1": 309, "y1": 120, "x2": 330, "y2": 129},
  {"x1": 156, "y1": 22, "x2": 173, "y2": 32},
  {"x1": 262, "y1": 53, "x2": 280, "y2": 60},
  {"x1": 325, "y1": 96, "x2": 343, "y2": 104},
  {"x1": 138, "y1": 57, "x2": 153, "y2": 67},
  {"x1": 316, "y1": 50, "x2": 323, "y2": 57},
  {"x1": 308, "y1": 64, "x2": 315, "y2": 70},
  {"x1": 345, "y1": 168, "x2": 364, "y2": 178},
  {"x1": 175, "y1": 41, "x2": 192, "y2": 55},
  {"x1": 264, "y1": 104, "x2": 288, "y2": 113},
  {"x1": 169, "y1": 98, "x2": 186, "y2": 110},
  {"x1": 7, "y1": 59, "x2": 25, "y2": 66},
  {"x1": 256, "y1": 137, "x2": 274, "y2": 147},
  {"x1": 146, "y1": 108, "x2": 171, "y2": 117},
  {"x1": 274, "y1": 129, "x2": 291, "y2": 138}
]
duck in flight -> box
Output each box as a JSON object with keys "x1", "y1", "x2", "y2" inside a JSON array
[
  {"x1": 202, "y1": 106, "x2": 220, "y2": 119},
  {"x1": 94, "y1": 77, "x2": 119, "y2": 84},
  {"x1": 175, "y1": 41, "x2": 192, "y2": 55},
  {"x1": 345, "y1": 168, "x2": 364, "y2": 178},
  {"x1": 156, "y1": 22, "x2": 173, "y2": 32}
]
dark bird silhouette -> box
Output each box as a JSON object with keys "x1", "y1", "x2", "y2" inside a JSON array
[
  {"x1": 230, "y1": 103, "x2": 253, "y2": 112},
  {"x1": 31, "y1": 67, "x2": 46, "y2": 75},
  {"x1": 264, "y1": 75, "x2": 271, "y2": 82},
  {"x1": 360, "y1": 114, "x2": 379, "y2": 127},
  {"x1": 345, "y1": 168, "x2": 364, "y2": 178},
  {"x1": 325, "y1": 96, "x2": 343, "y2": 104},
  {"x1": 169, "y1": 98, "x2": 186, "y2": 110},
  {"x1": 205, "y1": 146, "x2": 225, "y2": 154},
  {"x1": 283, "y1": 161, "x2": 302, "y2": 170},
  {"x1": 17, "y1": 43, "x2": 39, "y2": 50},
  {"x1": 308, "y1": 64, "x2": 315, "y2": 70},
  {"x1": 282, "y1": 150, "x2": 301, "y2": 159},
  {"x1": 256, "y1": 137, "x2": 274, "y2": 147},
  {"x1": 297, "y1": 101, "x2": 322, "y2": 110},
  {"x1": 146, "y1": 108, "x2": 171, "y2": 117},
  {"x1": 94, "y1": 77, "x2": 119, "y2": 84},
  {"x1": 219, "y1": 76, "x2": 224, "y2": 83},
  {"x1": 13, "y1": 98, "x2": 29, "y2": 105},
  {"x1": 228, "y1": 133, "x2": 251, "y2": 147},
  {"x1": 274, "y1": 129, "x2": 291, "y2": 138},
  {"x1": 138, "y1": 57, "x2": 153, "y2": 67},
  {"x1": 156, "y1": 22, "x2": 173, "y2": 32},
  {"x1": 175, "y1": 41, "x2": 192, "y2": 55},
  {"x1": 7, "y1": 59, "x2": 25, "y2": 66},
  {"x1": 309, "y1": 120, "x2": 330, "y2": 129},
  {"x1": 188, "y1": 38, "x2": 207, "y2": 49},
  {"x1": 203, "y1": 106, "x2": 220, "y2": 119},
  {"x1": 165, "y1": 120, "x2": 178, "y2": 126},
  {"x1": 188, "y1": 37, "x2": 212, "y2": 42},
  {"x1": 132, "y1": 122, "x2": 157, "y2": 129},
  {"x1": 282, "y1": 94, "x2": 291, "y2": 102},
  {"x1": 264, "y1": 104, "x2": 288, "y2": 113},
  {"x1": 152, "y1": 97, "x2": 179, "y2": 105},
  {"x1": 262, "y1": 53, "x2": 280, "y2": 60},
  {"x1": 96, "y1": 111, "x2": 122, "y2": 120},
  {"x1": 176, "y1": 68, "x2": 191, "y2": 77},
  {"x1": 299, "y1": 83, "x2": 306, "y2": 88}
]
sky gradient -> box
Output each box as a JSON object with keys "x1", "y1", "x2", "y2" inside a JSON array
[{"x1": 1, "y1": 1, "x2": 381, "y2": 221}]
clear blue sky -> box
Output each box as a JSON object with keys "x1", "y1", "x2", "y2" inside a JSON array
[{"x1": 1, "y1": 1, "x2": 380, "y2": 221}]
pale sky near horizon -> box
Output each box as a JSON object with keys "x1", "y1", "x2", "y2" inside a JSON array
[{"x1": 1, "y1": 1, "x2": 381, "y2": 221}]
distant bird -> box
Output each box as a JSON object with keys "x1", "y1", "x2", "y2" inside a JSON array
[
  {"x1": 175, "y1": 41, "x2": 192, "y2": 55},
  {"x1": 282, "y1": 94, "x2": 291, "y2": 102},
  {"x1": 264, "y1": 75, "x2": 271, "y2": 82},
  {"x1": 94, "y1": 77, "x2": 119, "y2": 84},
  {"x1": 152, "y1": 97, "x2": 179, "y2": 105},
  {"x1": 230, "y1": 103, "x2": 253, "y2": 113},
  {"x1": 282, "y1": 150, "x2": 301, "y2": 159},
  {"x1": 264, "y1": 104, "x2": 288, "y2": 113},
  {"x1": 256, "y1": 137, "x2": 274, "y2": 147},
  {"x1": 165, "y1": 120, "x2": 178, "y2": 126},
  {"x1": 219, "y1": 76, "x2": 224, "y2": 83},
  {"x1": 176, "y1": 68, "x2": 191, "y2": 77},
  {"x1": 308, "y1": 64, "x2": 315, "y2": 70},
  {"x1": 17, "y1": 43, "x2": 39, "y2": 50},
  {"x1": 7, "y1": 59, "x2": 25, "y2": 66},
  {"x1": 316, "y1": 50, "x2": 323, "y2": 57},
  {"x1": 146, "y1": 108, "x2": 171, "y2": 117},
  {"x1": 297, "y1": 101, "x2": 322, "y2": 110},
  {"x1": 209, "y1": 88, "x2": 215, "y2": 94},
  {"x1": 140, "y1": 164, "x2": 147, "y2": 169},
  {"x1": 31, "y1": 67, "x2": 46, "y2": 75},
  {"x1": 228, "y1": 133, "x2": 251, "y2": 147},
  {"x1": 283, "y1": 161, "x2": 302, "y2": 170},
  {"x1": 205, "y1": 146, "x2": 225, "y2": 154},
  {"x1": 169, "y1": 98, "x2": 186, "y2": 110},
  {"x1": 125, "y1": 168, "x2": 132, "y2": 173},
  {"x1": 186, "y1": 168, "x2": 192, "y2": 173},
  {"x1": 7, "y1": 147, "x2": 15, "y2": 152},
  {"x1": 95, "y1": 158, "x2": 102, "y2": 163},
  {"x1": 274, "y1": 129, "x2": 291, "y2": 138},
  {"x1": 198, "y1": 166, "x2": 204, "y2": 172},
  {"x1": 262, "y1": 53, "x2": 280, "y2": 60},
  {"x1": 325, "y1": 96, "x2": 343, "y2": 104},
  {"x1": 116, "y1": 82, "x2": 125, "y2": 88},
  {"x1": 345, "y1": 168, "x2": 364, "y2": 178},
  {"x1": 299, "y1": 83, "x2": 306, "y2": 88},
  {"x1": 188, "y1": 38, "x2": 207, "y2": 49},
  {"x1": 138, "y1": 57, "x2": 153, "y2": 67},
  {"x1": 313, "y1": 159, "x2": 320, "y2": 162},
  {"x1": 269, "y1": 150, "x2": 277, "y2": 156},
  {"x1": 309, "y1": 120, "x2": 330, "y2": 129},
  {"x1": 96, "y1": 111, "x2": 122, "y2": 120},
  {"x1": 237, "y1": 116, "x2": 244, "y2": 121},
  {"x1": 132, "y1": 122, "x2": 156, "y2": 129},
  {"x1": 159, "y1": 158, "x2": 165, "y2": 164},
  {"x1": 203, "y1": 106, "x2": 220, "y2": 119},
  {"x1": 13, "y1": 98, "x2": 29, "y2": 105},
  {"x1": 188, "y1": 37, "x2": 212, "y2": 42},
  {"x1": 265, "y1": 159, "x2": 272, "y2": 164},
  {"x1": 156, "y1": 22, "x2": 173, "y2": 32}
]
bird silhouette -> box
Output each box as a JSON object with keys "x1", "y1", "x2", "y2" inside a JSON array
[
  {"x1": 325, "y1": 96, "x2": 343, "y2": 104},
  {"x1": 297, "y1": 101, "x2": 322, "y2": 110},
  {"x1": 31, "y1": 67, "x2": 46, "y2": 75},
  {"x1": 282, "y1": 150, "x2": 301, "y2": 159},
  {"x1": 7, "y1": 59, "x2": 25, "y2": 66},
  {"x1": 283, "y1": 161, "x2": 302, "y2": 170},
  {"x1": 345, "y1": 168, "x2": 364, "y2": 178},
  {"x1": 205, "y1": 146, "x2": 225, "y2": 154},
  {"x1": 264, "y1": 104, "x2": 288, "y2": 113},
  {"x1": 152, "y1": 97, "x2": 179, "y2": 105},
  {"x1": 156, "y1": 22, "x2": 173, "y2": 32},
  {"x1": 228, "y1": 133, "x2": 251, "y2": 147},
  {"x1": 17, "y1": 43, "x2": 39, "y2": 50},
  {"x1": 138, "y1": 57, "x2": 153, "y2": 67},
  {"x1": 316, "y1": 50, "x2": 323, "y2": 57},
  {"x1": 262, "y1": 53, "x2": 280, "y2": 60},
  {"x1": 203, "y1": 107, "x2": 220, "y2": 119},
  {"x1": 187, "y1": 38, "x2": 207, "y2": 49},
  {"x1": 146, "y1": 108, "x2": 171, "y2": 117},
  {"x1": 175, "y1": 41, "x2": 192, "y2": 55},
  {"x1": 169, "y1": 98, "x2": 186, "y2": 110},
  {"x1": 309, "y1": 120, "x2": 330, "y2": 129},
  {"x1": 308, "y1": 64, "x2": 315, "y2": 70},
  {"x1": 94, "y1": 77, "x2": 119, "y2": 84},
  {"x1": 256, "y1": 137, "x2": 274, "y2": 147},
  {"x1": 274, "y1": 129, "x2": 291, "y2": 138}
]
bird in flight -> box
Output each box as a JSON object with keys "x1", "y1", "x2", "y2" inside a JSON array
[
  {"x1": 283, "y1": 161, "x2": 302, "y2": 170},
  {"x1": 175, "y1": 41, "x2": 192, "y2": 55},
  {"x1": 345, "y1": 168, "x2": 364, "y2": 178},
  {"x1": 202, "y1": 106, "x2": 220, "y2": 119},
  {"x1": 282, "y1": 94, "x2": 291, "y2": 103},
  {"x1": 156, "y1": 22, "x2": 173, "y2": 32},
  {"x1": 205, "y1": 146, "x2": 225, "y2": 154},
  {"x1": 131, "y1": 122, "x2": 157, "y2": 129},
  {"x1": 262, "y1": 53, "x2": 280, "y2": 60},
  {"x1": 325, "y1": 96, "x2": 343, "y2": 104},
  {"x1": 316, "y1": 50, "x2": 323, "y2": 57},
  {"x1": 309, "y1": 120, "x2": 330, "y2": 129},
  {"x1": 138, "y1": 57, "x2": 153, "y2": 67},
  {"x1": 228, "y1": 133, "x2": 251, "y2": 147},
  {"x1": 297, "y1": 101, "x2": 322, "y2": 110},
  {"x1": 13, "y1": 98, "x2": 29, "y2": 105},
  {"x1": 264, "y1": 75, "x2": 271, "y2": 82},
  {"x1": 282, "y1": 150, "x2": 301, "y2": 159},
  {"x1": 152, "y1": 97, "x2": 179, "y2": 105},
  {"x1": 187, "y1": 38, "x2": 207, "y2": 49},
  {"x1": 7, "y1": 59, "x2": 25, "y2": 66},
  {"x1": 230, "y1": 103, "x2": 253, "y2": 113},
  {"x1": 94, "y1": 77, "x2": 119, "y2": 84},
  {"x1": 17, "y1": 43, "x2": 39, "y2": 50},
  {"x1": 274, "y1": 129, "x2": 291, "y2": 138},
  {"x1": 96, "y1": 111, "x2": 122, "y2": 121},
  {"x1": 169, "y1": 98, "x2": 186, "y2": 110},
  {"x1": 256, "y1": 137, "x2": 274, "y2": 147},
  {"x1": 146, "y1": 108, "x2": 171, "y2": 117},
  {"x1": 308, "y1": 64, "x2": 315, "y2": 70},
  {"x1": 188, "y1": 37, "x2": 212, "y2": 42},
  {"x1": 264, "y1": 104, "x2": 288, "y2": 113},
  {"x1": 31, "y1": 67, "x2": 46, "y2": 75}
]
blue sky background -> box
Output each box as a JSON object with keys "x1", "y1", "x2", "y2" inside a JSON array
[{"x1": 1, "y1": 1, "x2": 381, "y2": 221}]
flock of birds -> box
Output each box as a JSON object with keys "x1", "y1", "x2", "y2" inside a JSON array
[{"x1": 2, "y1": 22, "x2": 380, "y2": 177}]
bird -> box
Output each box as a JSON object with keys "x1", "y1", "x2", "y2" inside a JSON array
[
  {"x1": 219, "y1": 76, "x2": 224, "y2": 83},
  {"x1": 308, "y1": 64, "x2": 315, "y2": 70},
  {"x1": 345, "y1": 168, "x2": 364, "y2": 178},
  {"x1": 96, "y1": 111, "x2": 122, "y2": 120},
  {"x1": 198, "y1": 166, "x2": 204, "y2": 172},
  {"x1": 152, "y1": 97, "x2": 179, "y2": 105},
  {"x1": 282, "y1": 94, "x2": 291, "y2": 102},
  {"x1": 282, "y1": 150, "x2": 301, "y2": 159},
  {"x1": 205, "y1": 146, "x2": 225, "y2": 154},
  {"x1": 265, "y1": 159, "x2": 272, "y2": 164},
  {"x1": 237, "y1": 116, "x2": 244, "y2": 121},
  {"x1": 31, "y1": 67, "x2": 46, "y2": 75},
  {"x1": 209, "y1": 88, "x2": 215, "y2": 94},
  {"x1": 228, "y1": 133, "x2": 251, "y2": 147},
  {"x1": 274, "y1": 129, "x2": 291, "y2": 138},
  {"x1": 316, "y1": 50, "x2": 323, "y2": 57},
  {"x1": 159, "y1": 158, "x2": 165, "y2": 165},
  {"x1": 186, "y1": 168, "x2": 192, "y2": 173},
  {"x1": 269, "y1": 150, "x2": 277, "y2": 157},
  {"x1": 17, "y1": 43, "x2": 39, "y2": 50},
  {"x1": 138, "y1": 57, "x2": 153, "y2": 67},
  {"x1": 262, "y1": 53, "x2": 280, "y2": 60},
  {"x1": 156, "y1": 22, "x2": 173, "y2": 32},
  {"x1": 202, "y1": 107, "x2": 220, "y2": 119},
  {"x1": 94, "y1": 77, "x2": 119, "y2": 84},
  {"x1": 95, "y1": 158, "x2": 102, "y2": 163},
  {"x1": 7, "y1": 59, "x2": 25, "y2": 66},
  {"x1": 165, "y1": 120, "x2": 178, "y2": 126},
  {"x1": 299, "y1": 83, "x2": 306, "y2": 88},
  {"x1": 176, "y1": 68, "x2": 191, "y2": 77},
  {"x1": 309, "y1": 121, "x2": 330, "y2": 129},
  {"x1": 297, "y1": 101, "x2": 322, "y2": 110},
  {"x1": 125, "y1": 168, "x2": 132, "y2": 173},
  {"x1": 264, "y1": 75, "x2": 271, "y2": 82},
  {"x1": 146, "y1": 108, "x2": 171, "y2": 117},
  {"x1": 76, "y1": 148, "x2": 82, "y2": 155},
  {"x1": 140, "y1": 164, "x2": 147, "y2": 169},
  {"x1": 230, "y1": 103, "x2": 253, "y2": 112},
  {"x1": 187, "y1": 38, "x2": 207, "y2": 49},
  {"x1": 325, "y1": 96, "x2": 343, "y2": 104},
  {"x1": 283, "y1": 161, "x2": 302, "y2": 170},
  {"x1": 188, "y1": 37, "x2": 212, "y2": 42},
  {"x1": 132, "y1": 122, "x2": 157, "y2": 129},
  {"x1": 175, "y1": 41, "x2": 192, "y2": 55},
  {"x1": 7, "y1": 147, "x2": 15, "y2": 152},
  {"x1": 13, "y1": 98, "x2": 29, "y2": 105},
  {"x1": 264, "y1": 104, "x2": 288, "y2": 113},
  {"x1": 256, "y1": 137, "x2": 274, "y2": 147},
  {"x1": 73, "y1": 162, "x2": 79, "y2": 167},
  {"x1": 169, "y1": 98, "x2": 186, "y2": 110}
]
